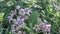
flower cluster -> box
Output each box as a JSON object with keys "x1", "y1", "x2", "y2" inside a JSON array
[
  {"x1": 33, "y1": 18, "x2": 51, "y2": 34},
  {"x1": 7, "y1": 5, "x2": 31, "y2": 34},
  {"x1": 7, "y1": 5, "x2": 51, "y2": 34}
]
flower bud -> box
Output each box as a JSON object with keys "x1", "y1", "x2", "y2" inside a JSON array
[
  {"x1": 16, "y1": 5, "x2": 20, "y2": 10},
  {"x1": 18, "y1": 31, "x2": 22, "y2": 34}
]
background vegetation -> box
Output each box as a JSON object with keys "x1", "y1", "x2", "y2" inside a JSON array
[{"x1": 0, "y1": 0, "x2": 60, "y2": 34}]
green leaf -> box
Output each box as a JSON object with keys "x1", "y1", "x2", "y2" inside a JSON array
[{"x1": 28, "y1": 11, "x2": 39, "y2": 27}]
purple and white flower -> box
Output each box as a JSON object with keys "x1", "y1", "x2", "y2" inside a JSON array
[
  {"x1": 11, "y1": 25, "x2": 16, "y2": 34},
  {"x1": 24, "y1": 8, "x2": 31, "y2": 16},
  {"x1": 44, "y1": 24, "x2": 51, "y2": 32},
  {"x1": 12, "y1": 19, "x2": 18, "y2": 24},
  {"x1": 7, "y1": 15, "x2": 12, "y2": 22},
  {"x1": 17, "y1": 16, "x2": 24, "y2": 24},
  {"x1": 18, "y1": 9, "x2": 25, "y2": 16},
  {"x1": 11, "y1": 9, "x2": 17, "y2": 16}
]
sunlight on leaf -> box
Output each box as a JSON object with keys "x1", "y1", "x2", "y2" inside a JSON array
[
  {"x1": 54, "y1": 12, "x2": 59, "y2": 17},
  {"x1": 0, "y1": 0, "x2": 4, "y2": 2},
  {"x1": 0, "y1": 13, "x2": 4, "y2": 21}
]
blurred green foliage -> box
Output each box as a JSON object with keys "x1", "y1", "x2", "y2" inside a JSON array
[{"x1": 0, "y1": 0, "x2": 60, "y2": 34}]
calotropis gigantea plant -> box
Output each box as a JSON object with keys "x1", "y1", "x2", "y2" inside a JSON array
[
  {"x1": 33, "y1": 18, "x2": 51, "y2": 34},
  {"x1": 7, "y1": 5, "x2": 51, "y2": 34},
  {"x1": 8, "y1": 5, "x2": 31, "y2": 34}
]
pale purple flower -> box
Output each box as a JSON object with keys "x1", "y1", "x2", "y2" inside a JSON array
[
  {"x1": 11, "y1": 29, "x2": 16, "y2": 34},
  {"x1": 11, "y1": 9, "x2": 17, "y2": 15},
  {"x1": 7, "y1": 16, "x2": 12, "y2": 22},
  {"x1": 11, "y1": 25, "x2": 16, "y2": 34},
  {"x1": 18, "y1": 9, "x2": 25, "y2": 15},
  {"x1": 54, "y1": 4, "x2": 60, "y2": 11},
  {"x1": 44, "y1": 24, "x2": 51, "y2": 32},
  {"x1": 17, "y1": 16, "x2": 24, "y2": 24},
  {"x1": 17, "y1": 16, "x2": 21, "y2": 21},
  {"x1": 24, "y1": 8, "x2": 31, "y2": 16},
  {"x1": 41, "y1": 24, "x2": 51, "y2": 34},
  {"x1": 12, "y1": 19, "x2": 18, "y2": 24},
  {"x1": 17, "y1": 16, "x2": 22, "y2": 22},
  {"x1": 18, "y1": 18, "x2": 24, "y2": 24},
  {"x1": 15, "y1": 25, "x2": 21, "y2": 31},
  {"x1": 16, "y1": 5, "x2": 20, "y2": 10},
  {"x1": 38, "y1": 22, "x2": 46, "y2": 29},
  {"x1": 24, "y1": 8, "x2": 31, "y2": 12}
]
